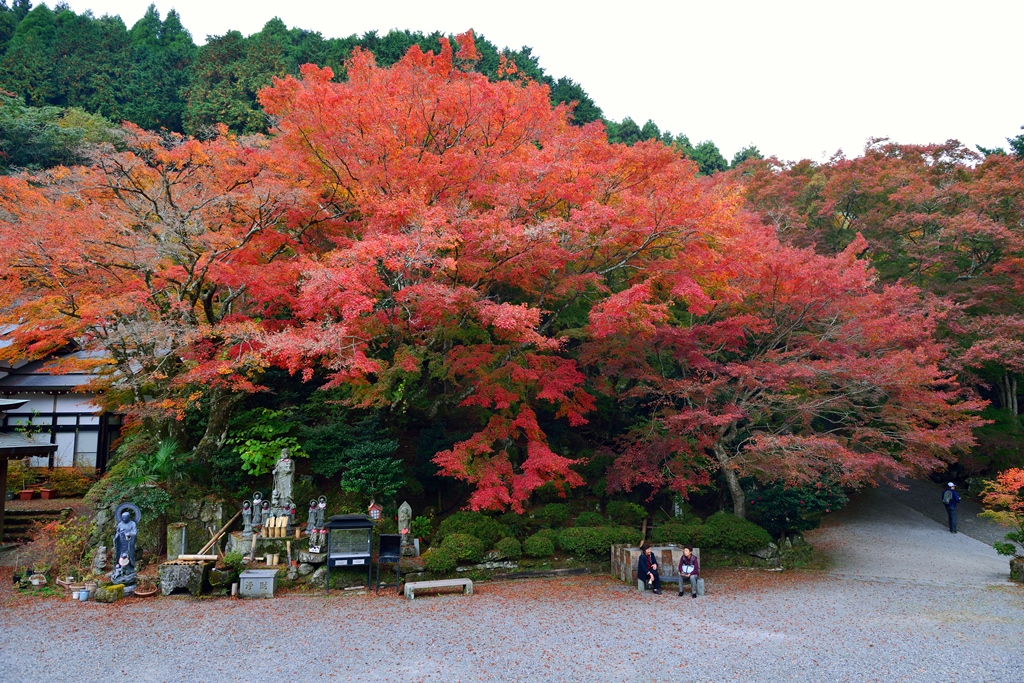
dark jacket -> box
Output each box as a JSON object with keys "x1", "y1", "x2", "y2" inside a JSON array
[
  {"x1": 638, "y1": 551, "x2": 659, "y2": 579},
  {"x1": 944, "y1": 489, "x2": 961, "y2": 507},
  {"x1": 678, "y1": 552, "x2": 699, "y2": 577}
]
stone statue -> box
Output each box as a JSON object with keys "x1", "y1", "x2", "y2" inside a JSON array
[
  {"x1": 398, "y1": 501, "x2": 414, "y2": 556},
  {"x1": 109, "y1": 552, "x2": 137, "y2": 587},
  {"x1": 242, "y1": 501, "x2": 253, "y2": 538},
  {"x1": 251, "y1": 492, "x2": 263, "y2": 529},
  {"x1": 308, "y1": 496, "x2": 328, "y2": 553},
  {"x1": 272, "y1": 449, "x2": 295, "y2": 509},
  {"x1": 92, "y1": 545, "x2": 108, "y2": 575},
  {"x1": 113, "y1": 507, "x2": 139, "y2": 568},
  {"x1": 306, "y1": 500, "x2": 317, "y2": 536},
  {"x1": 261, "y1": 501, "x2": 271, "y2": 531}
]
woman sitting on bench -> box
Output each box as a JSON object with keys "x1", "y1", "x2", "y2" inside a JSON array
[
  {"x1": 677, "y1": 546, "x2": 699, "y2": 598},
  {"x1": 638, "y1": 542, "x2": 661, "y2": 594}
]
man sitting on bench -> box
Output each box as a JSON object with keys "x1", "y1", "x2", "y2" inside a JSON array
[
  {"x1": 638, "y1": 542, "x2": 662, "y2": 594},
  {"x1": 677, "y1": 545, "x2": 699, "y2": 598}
]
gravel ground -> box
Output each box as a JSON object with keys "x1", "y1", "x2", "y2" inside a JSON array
[{"x1": 1, "y1": 484, "x2": 1021, "y2": 683}]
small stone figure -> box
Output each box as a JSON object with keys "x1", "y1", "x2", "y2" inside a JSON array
[
  {"x1": 92, "y1": 545, "x2": 108, "y2": 575},
  {"x1": 261, "y1": 500, "x2": 271, "y2": 531},
  {"x1": 109, "y1": 552, "x2": 137, "y2": 588},
  {"x1": 398, "y1": 501, "x2": 414, "y2": 557},
  {"x1": 251, "y1": 492, "x2": 264, "y2": 529},
  {"x1": 306, "y1": 500, "x2": 318, "y2": 536},
  {"x1": 272, "y1": 449, "x2": 295, "y2": 510},
  {"x1": 308, "y1": 496, "x2": 327, "y2": 553},
  {"x1": 114, "y1": 507, "x2": 139, "y2": 568},
  {"x1": 242, "y1": 501, "x2": 253, "y2": 538}
]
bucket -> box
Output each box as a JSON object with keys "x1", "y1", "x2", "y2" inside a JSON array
[
  {"x1": 78, "y1": 590, "x2": 89, "y2": 602},
  {"x1": 71, "y1": 590, "x2": 81, "y2": 600}
]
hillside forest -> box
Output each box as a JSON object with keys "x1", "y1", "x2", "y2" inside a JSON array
[{"x1": 1, "y1": 3, "x2": 1022, "y2": 537}]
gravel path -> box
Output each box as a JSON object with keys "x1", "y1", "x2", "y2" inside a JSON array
[
  {"x1": 806, "y1": 485, "x2": 1011, "y2": 585},
  {"x1": 1, "y1": 484, "x2": 1020, "y2": 683}
]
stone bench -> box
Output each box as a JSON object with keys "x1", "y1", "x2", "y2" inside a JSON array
[{"x1": 404, "y1": 578, "x2": 473, "y2": 600}]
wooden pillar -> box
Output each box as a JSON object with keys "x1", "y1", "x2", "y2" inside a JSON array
[{"x1": 0, "y1": 457, "x2": 7, "y2": 546}]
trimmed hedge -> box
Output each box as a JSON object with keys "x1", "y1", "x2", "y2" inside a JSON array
[
  {"x1": 536, "y1": 503, "x2": 570, "y2": 527},
  {"x1": 436, "y1": 511, "x2": 511, "y2": 548},
  {"x1": 532, "y1": 527, "x2": 560, "y2": 547},
  {"x1": 650, "y1": 522, "x2": 702, "y2": 546},
  {"x1": 605, "y1": 501, "x2": 646, "y2": 526},
  {"x1": 440, "y1": 533, "x2": 486, "y2": 563},
  {"x1": 494, "y1": 537, "x2": 522, "y2": 560},
  {"x1": 574, "y1": 511, "x2": 609, "y2": 527},
  {"x1": 558, "y1": 526, "x2": 642, "y2": 557},
  {"x1": 699, "y1": 512, "x2": 772, "y2": 553},
  {"x1": 523, "y1": 533, "x2": 555, "y2": 558},
  {"x1": 422, "y1": 546, "x2": 457, "y2": 572}
]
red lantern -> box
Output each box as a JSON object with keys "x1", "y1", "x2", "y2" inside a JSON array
[{"x1": 367, "y1": 500, "x2": 383, "y2": 521}]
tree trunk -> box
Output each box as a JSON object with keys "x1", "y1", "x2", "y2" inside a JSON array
[
  {"x1": 713, "y1": 444, "x2": 747, "y2": 518},
  {"x1": 1001, "y1": 374, "x2": 1018, "y2": 418},
  {"x1": 192, "y1": 388, "x2": 244, "y2": 463}
]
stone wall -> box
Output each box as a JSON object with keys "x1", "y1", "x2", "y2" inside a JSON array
[
  {"x1": 610, "y1": 544, "x2": 700, "y2": 583},
  {"x1": 91, "y1": 496, "x2": 225, "y2": 564}
]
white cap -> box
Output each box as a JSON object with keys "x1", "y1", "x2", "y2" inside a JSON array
[{"x1": 948, "y1": 482, "x2": 955, "y2": 488}]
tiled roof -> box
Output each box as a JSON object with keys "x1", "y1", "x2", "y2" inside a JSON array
[{"x1": 0, "y1": 431, "x2": 57, "y2": 458}]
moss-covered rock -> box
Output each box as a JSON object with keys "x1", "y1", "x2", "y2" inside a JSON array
[{"x1": 93, "y1": 583, "x2": 124, "y2": 603}]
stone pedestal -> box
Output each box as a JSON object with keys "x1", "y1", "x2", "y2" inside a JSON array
[
  {"x1": 225, "y1": 531, "x2": 300, "y2": 558},
  {"x1": 159, "y1": 561, "x2": 212, "y2": 596},
  {"x1": 93, "y1": 584, "x2": 125, "y2": 603}
]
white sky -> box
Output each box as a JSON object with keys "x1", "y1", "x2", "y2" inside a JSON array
[{"x1": 64, "y1": 0, "x2": 1024, "y2": 162}]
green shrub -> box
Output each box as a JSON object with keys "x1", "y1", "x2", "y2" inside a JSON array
[
  {"x1": 523, "y1": 533, "x2": 555, "y2": 558},
  {"x1": 410, "y1": 515, "x2": 432, "y2": 540},
  {"x1": 574, "y1": 511, "x2": 609, "y2": 527},
  {"x1": 439, "y1": 533, "x2": 485, "y2": 563},
  {"x1": 557, "y1": 526, "x2": 642, "y2": 557},
  {"x1": 536, "y1": 503, "x2": 570, "y2": 528},
  {"x1": 494, "y1": 537, "x2": 522, "y2": 560},
  {"x1": 497, "y1": 512, "x2": 538, "y2": 538},
  {"x1": 422, "y1": 546, "x2": 457, "y2": 573},
  {"x1": 533, "y1": 527, "x2": 560, "y2": 548},
  {"x1": 651, "y1": 522, "x2": 702, "y2": 546},
  {"x1": 748, "y1": 478, "x2": 848, "y2": 536},
  {"x1": 605, "y1": 501, "x2": 646, "y2": 526},
  {"x1": 47, "y1": 467, "x2": 96, "y2": 497},
  {"x1": 699, "y1": 512, "x2": 772, "y2": 553},
  {"x1": 436, "y1": 511, "x2": 511, "y2": 548},
  {"x1": 219, "y1": 551, "x2": 246, "y2": 577}
]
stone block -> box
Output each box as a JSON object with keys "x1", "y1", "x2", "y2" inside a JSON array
[
  {"x1": 610, "y1": 545, "x2": 700, "y2": 583},
  {"x1": 159, "y1": 561, "x2": 211, "y2": 596},
  {"x1": 307, "y1": 566, "x2": 327, "y2": 589},
  {"x1": 93, "y1": 584, "x2": 124, "y2": 603},
  {"x1": 298, "y1": 551, "x2": 327, "y2": 565},
  {"x1": 239, "y1": 569, "x2": 278, "y2": 598},
  {"x1": 298, "y1": 563, "x2": 315, "y2": 576},
  {"x1": 209, "y1": 568, "x2": 234, "y2": 590},
  {"x1": 1011, "y1": 557, "x2": 1024, "y2": 584}
]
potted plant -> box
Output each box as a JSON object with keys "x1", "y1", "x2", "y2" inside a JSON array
[
  {"x1": 17, "y1": 488, "x2": 35, "y2": 501},
  {"x1": 38, "y1": 487, "x2": 56, "y2": 500}
]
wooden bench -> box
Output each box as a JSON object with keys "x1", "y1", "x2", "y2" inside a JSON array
[{"x1": 404, "y1": 578, "x2": 473, "y2": 600}]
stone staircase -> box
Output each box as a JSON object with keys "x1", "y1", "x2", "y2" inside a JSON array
[{"x1": 2, "y1": 507, "x2": 72, "y2": 545}]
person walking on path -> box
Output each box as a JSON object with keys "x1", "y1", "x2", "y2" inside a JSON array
[
  {"x1": 677, "y1": 546, "x2": 699, "y2": 598},
  {"x1": 638, "y1": 542, "x2": 662, "y2": 594},
  {"x1": 943, "y1": 482, "x2": 961, "y2": 533}
]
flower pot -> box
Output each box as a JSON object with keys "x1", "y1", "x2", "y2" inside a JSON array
[
  {"x1": 79, "y1": 590, "x2": 89, "y2": 602},
  {"x1": 71, "y1": 590, "x2": 81, "y2": 600},
  {"x1": 17, "y1": 490, "x2": 35, "y2": 501},
  {"x1": 29, "y1": 574, "x2": 46, "y2": 587},
  {"x1": 83, "y1": 581, "x2": 98, "y2": 592},
  {"x1": 38, "y1": 489, "x2": 55, "y2": 500}
]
